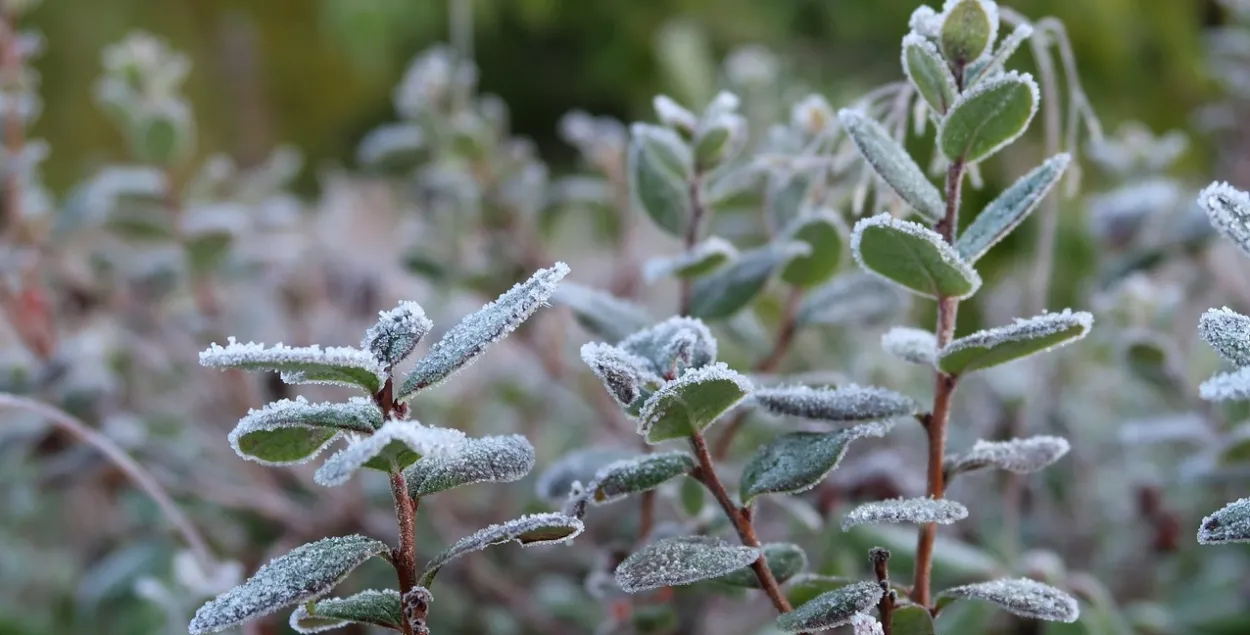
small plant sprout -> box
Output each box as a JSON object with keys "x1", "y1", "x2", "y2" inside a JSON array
[{"x1": 189, "y1": 264, "x2": 583, "y2": 635}]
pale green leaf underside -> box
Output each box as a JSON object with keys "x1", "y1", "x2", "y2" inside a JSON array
[
  {"x1": 956, "y1": 154, "x2": 1070, "y2": 263},
  {"x1": 289, "y1": 589, "x2": 402, "y2": 633}
]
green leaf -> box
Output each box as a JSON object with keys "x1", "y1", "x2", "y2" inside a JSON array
[
  {"x1": 966, "y1": 23, "x2": 1034, "y2": 87},
  {"x1": 781, "y1": 212, "x2": 844, "y2": 288},
  {"x1": 679, "y1": 475, "x2": 705, "y2": 517},
  {"x1": 938, "y1": 578, "x2": 1079, "y2": 623},
  {"x1": 186, "y1": 231, "x2": 232, "y2": 274},
  {"x1": 837, "y1": 109, "x2": 944, "y2": 222},
  {"x1": 188, "y1": 535, "x2": 390, "y2": 634},
  {"x1": 228, "y1": 397, "x2": 381, "y2": 466},
  {"x1": 289, "y1": 589, "x2": 402, "y2": 633},
  {"x1": 637, "y1": 363, "x2": 753, "y2": 443},
  {"x1": 314, "y1": 421, "x2": 467, "y2": 486},
  {"x1": 629, "y1": 124, "x2": 692, "y2": 235},
  {"x1": 643, "y1": 236, "x2": 737, "y2": 282},
  {"x1": 753, "y1": 384, "x2": 918, "y2": 422},
  {"x1": 851, "y1": 214, "x2": 980, "y2": 299},
  {"x1": 775, "y1": 580, "x2": 883, "y2": 632},
  {"x1": 590, "y1": 451, "x2": 696, "y2": 503},
  {"x1": 107, "y1": 205, "x2": 177, "y2": 241},
  {"x1": 552, "y1": 282, "x2": 653, "y2": 343},
  {"x1": 714, "y1": 543, "x2": 807, "y2": 587},
  {"x1": 741, "y1": 422, "x2": 893, "y2": 503},
  {"x1": 892, "y1": 605, "x2": 936, "y2": 635},
  {"x1": 135, "y1": 112, "x2": 189, "y2": 165},
  {"x1": 694, "y1": 114, "x2": 745, "y2": 171},
  {"x1": 1198, "y1": 497, "x2": 1250, "y2": 544},
  {"x1": 902, "y1": 33, "x2": 958, "y2": 115},
  {"x1": 940, "y1": 0, "x2": 996, "y2": 66},
  {"x1": 689, "y1": 243, "x2": 806, "y2": 319},
  {"x1": 405, "y1": 434, "x2": 535, "y2": 498},
  {"x1": 956, "y1": 154, "x2": 1071, "y2": 263},
  {"x1": 785, "y1": 574, "x2": 855, "y2": 609},
  {"x1": 420, "y1": 513, "x2": 583, "y2": 586},
  {"x1": 938, "y1": 71, "x2": 1038, "y2": 164},
  {"x1": 937, "y1": 309, "x2": 1093, "y2": 375},
  {"x1": 200, "y1": 338, "x2": 385, "y2": 393},
  {"x1": 614, "y1": 536, "x2": 760, "y2": 593}
]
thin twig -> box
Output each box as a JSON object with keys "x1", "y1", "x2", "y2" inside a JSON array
[
  {"x1": 677, "y1": 172, "x2": 708, "y2": 316},
  {"x1": 871, "y1": 547, "x2": 894, "y2": 635}
]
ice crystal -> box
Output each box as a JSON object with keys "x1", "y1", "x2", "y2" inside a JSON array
[
  {"x1": 199, "y1": 338, "x2": 385, "y2": 392},
  {"x1": 1199, "y1": 366, "x2": 1250, "y2": 402},
  {"x1": 841, "y1": 497, "x2": 969, "y2": 530},
  {"x1": 947, "y1": 436, "x2": 1071, "y2": 476},
  {"x1": 939, "y1": 578, "x2": 1080, "y2": 622},
  {"x1": 314, "y1": 420, "x2": 466, "y2": 487},
  {"x1": 1198, "y1": 181, "x2": 1250, "y2": 257},
  {"x1": 614, "y1": 536, "x2": 760, "y2": 593},
  {"x1": 619, "y1": 316, "x2": 718, "y2": 376},
  {"x1": 580, "y1": 342, "x2": 660, "y2": 407},
  {"x1": 1198, "y1": 497, "x2": 1250, "y2": 544},
  {"x1": 1198, "y1": 307, "x2": 1250, "y2": 367},
  {"x1": 775, "y1": 580, "x2": 882, "y2": 632},
  {"x1": 881, "y1": 327, "x2": 938, "y2": 365}
]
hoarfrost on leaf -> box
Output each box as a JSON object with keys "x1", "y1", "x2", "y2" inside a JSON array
[
  {"x1": 902, "y1": 33, "x2": 958, "y2": 116},
  {"x1": 199, "y1": 338, "x2": 385, "y2": 393},
  {"x1": 753, "y1": 384, "x2": 918, "y2": 423},
  {"x1": 841, "y1": 497, "x2": 969, "y2": 530},
  {"x1": 314, "y1": 420, "x2": 466, "y2": 487},
  {"x1": 947, "y1": 436, "x2": 1070, "y2": 476},
  {"x1": 552, "y1": 281, "x2": 652, "y2": 343},
  {"x1": 956, "y1": 154, "x2": 1070, "y2": 263},
  {"x1": 588, "y1": 451, "x2": 696, "y2": 504},
  {"x1": 1198, "y1": 497, "x2": 1250, "y2": 544},
  {"x1": 775, "y1": 580, "x2": 882, "y2": 632},
  {"x1": 419, "y1": 513, "x2": 583, "y2": 586},
  {"x1": 1198, "y1": 307, "x2": 1250, "y2": 367},
  {"x1": 188, "y1": 535, "x2": 390, "y2": 634},
  {"x1": 837, "y1": 108, "x2": 944, "y2": 222},
  {"x1": 637, "y1": 362, "x2": 753, "y2": 443},
  {"x1": 535, "y1": 447, "x2": 636, "y2": 502},
  {"x1": 938, "y1": 578, "x2": 1080, "y2": 622},
  {"x1": 851, "y1": 214, "x2": 982, "y2": 299},
  {"x1": 613, "y1": 536, "x2": 760, "y2": 593},
  {"x1": 1198, "y1": 181, "x2": 1250, "y2": 257},
  {"x1": 400, "y1": 263, "x2": 569, "y2": 399},
  {"x1": 938, "y1": 71, "x2": 1039, "y2": 164},
  {"x1": 1199, "y1": 367, "x2": 1250, "y2": 402},
  {"x1": 619, "y1": 316, "x2": 718, "y2": 375},
  {"x1": 404, "y1": 434, "x2": 535, "y2": 498},
  {"x1": 580, "y1": 342, "x2": 661, "y2": 407},
  {"x1": 643, "y1": 236, "x2": 737, "y2": 283},
  {"x1": 228, "y1": 397, "x2": 381, "y2": 466},
  {"x1": 362, "y1": 301, "x2": 433, "y2": 367},
  {"x1": 288, "y1": 589, "x2": 402, "y2": 633},
  {"x1": 741, "y1": 422, "x2": 893, "y2": 503},
  {"x1": 937, "y1": 309, "x2": 1093, "y2": 375},
  {"x1": 881, "y1": 327, "x2": 938, "y2": 365}
]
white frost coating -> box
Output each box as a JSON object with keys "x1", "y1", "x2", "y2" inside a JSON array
[
  {"x1": 850, "y1": 613, "x2": 886, "y2": 635},
  {"x1": 901, "y1": 33, "x2": 957, "y2": 113},
  {"x1": 940, "y1": 0, "x2": 1001, "y2": 64},
  {"x1": 362, "y1": 300, "x2": 433, "y2": 366},
  {"x1": 551, "y1": 281, "x2": 652, "y2": 343},
  {"x1": 939, "y1": 578, "x2": 1080, "y2": 622},
  {"x1": 199, "y1": 337, "x2": 386, "y2": 390},
  {"x1": 653, "y1": 94, "x2": 698, "y2": 133},
  {"x1": 614, "y1": 536, "x2": 760, "y2": 593},
  {"x1": 642, "y1": 236, "x2": 738, "y2": 283},
  {"x1": 1198, "y1": 181, "x2": 1250, "y2": 257},
  {"x1": 288, "y1": 589, "x2": 401, "y2": 633},
  {"x1": 850, "y1": 214, "x2": 983, "y2": 299},
  {"x1": 1198, "y1": 497, "x2": 1250, "y2": 544},
  {"x1": 939, "y1": 70, "x2": 1040, "y2": 163},
  {"x1": 638, "y1": 362, "x2": 754, "y2": 439},
  {"x1": 938, "y1": 309, "x2": 1093, "y2": 369},
  {"x1": 948, "y1": 436, "x2": 1070, "y2": 475},
  {"x1": 357, "y1": 123, "x2": 423, "y2": 166},
  {"x1": 881, "y1": 327, "x2": 938, "y2": 365},
  {"x1": 1198, "y1": 307, "x2": 1250, "y2": 367},
  {"x1": 228, "y1": 397, "x2": 381, "y2": 466},
  {"x1": 838, "y1": 109, "x2": 945, "y2": 222},
  {"x1": 405, "y1": 434, "x2": 535, "y2": 498},
  {"x1": 580, "y1": 342, "x2": 661, "y2": 406},
  {"x1": 956, "y1": 154, "x2": 1071, "y2": 263},
  {"x1": 588, "y1": 451, "x2": 695, "y2": 504},
  {"x1": 740, "y1": 422, "x2": 894, "y2": 502},
  {"x1": 188, "y1": 535, "x2": 389, "y2": 634},
  {"x1": 400, "y1": 262, "x2": 569, "y2": 399},
  {"x1": 1199, "y1": 367, "x2": 1250, "y2": 402},
  {"x1": 419, "y1": 513, "x2": 583, "y2": 586},
  {"x1": 776, "y1": 580, "x2": 883, "y2": 632},
  {"x1": 619, "y1": 316, "x2": 718, "y2": 375},
  {"x1": 909, "y1": 6, "x2": 942, "y2": 38},
  {"x1": 791, "y1": 94, "x2": 836, "y2": 137},
  {"x1": 314, "y1": 420, "x2": 466, "y2": 487},
  {"x1": 704, "y1": 91, "x2": 742, "y2": 118},
  {"x1": 841, "y1": 497, "x2": 969, "y2": 530},
  {"x1": 753, "y1": 384, "x2": 918, "y2": 422}
]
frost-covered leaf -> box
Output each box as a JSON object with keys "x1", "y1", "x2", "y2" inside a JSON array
[
  {"x1": 619, "y1": 316, "x2": 718, "y2": 376},
  {"x1": 753, "y1": 384, "x2": 918, "y2": 423},
  {"x1": 400, "y1": 263, "x2": 569, "y2": 399},
  {"x1": 1198, "y1": 181, "x2": 1250, "y2": 257},
  {"x1": 694, "y1": 113, "x2": 746, "y2": 170},
  {"x1": 947, "y1": 436, "x2": 1070, "y2": 477},
  {"x1": 1198, "y1": 307, "x2": 1250, "y2": 367},
  {"x1": 838, "y1": 109, "x2": 944, "y2": 222},
  {"x1": 419, "y1": 513, "x2": 583, "y2": 586},
  {"x1": 881, "y1": 327, "x2": 938, "y2": 365},
  {"x1": 938, "y1": 578, "x2": 1079, "y2": 623},
  {"x1": 781, "y1": 212, "x2": 844, "y2": 288},
  {"x1": 314, "y1": 420, "x2": 466, "y2": 486},
  {"x1": 841, "y1": 497, "x2": 969, "y2": 530},
  {"x1": 798, "y1": 273, "x2": 903, "y2": 327},
  {"x1": 775, "y1": 580, "x2": 882, "y2": 632},
  {"x1": 188, "y1": 535, "x2": 390, "y2": 634},
  {"x1": 851, "y1": 214, "x2": 981, "y2": 299},
  {"x1": 937, "y1": 310, "x2": 1093, "y2": 375},
  {"x1": 1198, "y1": 497, "x2": 1250, "y2": 544},
  {"x1": 940, "y1": 0, "x2": 997, "y2": 65},
  {"x1": 850, "y1": 612, "x2": 888, "y2": 635},
  {"x1": 966, "y1": 23, "x2": 1033, "y2": 86},
  {"x1": 939, "y1": 71, "x2": 1038, "y2": 164},
  {"x1": 689, "y1": 243, "x2": 807, "y2": 320},
  {"x1": 630, "y1": 124, "x2": 692, "y2": 235},
  {"x1": 552, "y1": 282, "x2": 652, "y2": 343},
  {"x1": 956, "y1": 154, "x2": 1070, "y2": 263},
  {"x1": 405, "y1": 434, "x2": 534, "y2": 498},
  {"x1": 714, "y1": 542, "x2": 807, "y2": 588},
  {"x1": 580, "y1": 342, "x2": 662, "y2": 407},
  {"x1": 902, "y1": 33, "x2": 958, "y2": 115},
  {"x1": 654, "y1": 95, "x2": 698, "y2": 135},
  {"x1": 535, "y1": 447, "x2": 635, "y2": 502},
  {"x1": 200, "y1": 338, "x2": 385, "y2": 393},
  {"x1": 363, "y1": 301, "x2": 433, "y2": 367},
  {"x1": 890, "y1": 605, "x2": 936, "y2": 635},
  {"x1": 638, "y1": 363, "x2": 753, "y2": 443},
  {"x1": 741, "y1": 422, "x2": 892, "y2": 503},
  {"x1": 614, "y1": 536, "x2": 760, "y2": 593},
  {"x1": 289, "y1": 589, "x2": 401, "y2": 633},
  {"x1": 589, "y1": 451, "x2": 696, "y2": 504},
  {"x1": 785, "y1": 574, "x2": 855, "y2": 609},
  {"x1": 1200, "y1": 367, "x2": 1250, "y2": 402},
  {"x1": 228, "y1": 397, "x2": 380, "y2": 466},
  {"x1": 643, "y1": 236, "x2": 737, "y2": 282}
]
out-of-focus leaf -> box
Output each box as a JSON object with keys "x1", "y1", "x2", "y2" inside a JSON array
[
  {"x1": 892, "y1": 604, "x2": 936, "y2": 635},
  {"x1": 782, "y1": 211, "x2": 844, "y2": 288},
  {"x1": 881, "y1": 327, "x2": 938, "y2": 365},
  {"x1": 643, "y1": 236, "x2": 737, "y2": 282},
  {"x1": 630, "y1": 124, "x2": 692, "y2": 235},
  {"x1": 535, "y1": 448, "x2": 635, "y2": 502},
  {"x1": 946, "y1": 436, "x2": 1070, "y2": 477},
  {"x1": 689, "y1": 243, "x2": 807, "y2": 319},
  {"x1": 798, "y1": 273, "x2": 903, "y2": 327},
  {"x1": 552, "y1": 282, "x2": 652, "y2": 343}
]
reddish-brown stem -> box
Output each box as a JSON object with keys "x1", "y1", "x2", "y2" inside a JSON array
[
  {"x1": 871, "y1": 548, "x2": 894, "y2": 635},
  {"x1": 390, "y1": 472, "x2": 418, "y2": 635}
]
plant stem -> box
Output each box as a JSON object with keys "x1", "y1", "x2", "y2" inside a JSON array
[
  {"x1": 871, "y1": 548, "x2": 894, "y2": 635},
  {"x1": 911, "y1": 157, "x2": 966, "y2": 608},
  {"x1": 688, "y1": 430, "x2": 795, "y2": 617},
  {"x1": 678, "y1": 171, "x2": 707, "y2": 316}
]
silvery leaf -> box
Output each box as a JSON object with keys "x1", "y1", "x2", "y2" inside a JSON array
[{"x1": 614, "y1": 536, "x2": 760, "y2": 593}]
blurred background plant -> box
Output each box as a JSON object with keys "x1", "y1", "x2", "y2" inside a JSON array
[{"x1": 2, "y1": 0, "x2": 1250, "y2": 634}]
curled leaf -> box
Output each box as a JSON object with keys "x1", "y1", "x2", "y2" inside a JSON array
[
  {"x1": 947, "y1": 436, "x2": 1071, "y2": 477},
  {"x1": 405, "y1": 434, "x2": 535, "y2": 498},
  {"x1": 937, "y1": 310, "x2": 1093, "y2": 375},
  {"x1": 938, "y1": 578, "x2": 1079, "y2": 623},
  {"x1": 838, "y1": 109, "x2": 944, "y2": 222},
  {"x1": 420, "y1": 513, "x2": 583, "y2": 586},
  {"x1": 1198, "y1": 497, "x2": 1250, "y2": 544},
  {"x1": 314, "y1": 420, "x2": 466, "y2": 487},
  {"x1": 741, "y1": 422, "x2": 893, "y2": 503},
  {"x1": 753, "y1": 384, "x2": 918, "y2": 423},
  {"x1": 228, "y1": 397, "x2": 380, "y2": 466},
  {"x1": 841, "y1": 497, "x2": 969, "y2": 530},
  {"x1": 363, "y1": 301, "x2": 432, "y2": 367},
  {"x1": 581, "y1": 342, "x2": 662, "y2": 407},
  {"x1": 614, "y1": 536, "x2": 760, "y2": 593},
  {"x1": 775, "y1": 580, "x2": 882, "y2": 632},
  {"x1": 289, "y1": 589, "x2": 402, "y2": 633},
  {"x1": 200, "y1": 338, "x2": 385, "y2": 393},
  {"x1": 619, "y1": 316, "x2": 718, "y2": 376}
]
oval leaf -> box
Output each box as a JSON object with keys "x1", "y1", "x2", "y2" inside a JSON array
[
  {"x1": 715, "y1": 542, "x2": 807, "y2": 588},
  {"x1": 630, "y1": 125, "x2": 692, "y2": 235},
  {"x1": 938, "y1": 71, "x2": 1038, "y2": 164},
  {"x1": 289, "y1": 589, "x2": 402, "y2": 633},
  {"x1": 956, "y1": 154, "x2": 1071, "y2": 263},
  {"x1": 940, "y1": 0, "x2": 996, "y2": 65},
  {"x1": 1199, "y1": 181, "x2": 1250, "y2": 257},
  {"x1": 614, "y1": 536, "x2": 760, "y2": 593},
  {"x1": 689, "y1": 243, "x2": 806, "y2": 319},
  {"x1": 420, "y1": 513, "x2": 583, "y2": 586},
  {"x1": 966, "y1": 23, "x2": 1033, "y2": 87},
  {"x1": 938, "y1": 578, "x2": 1079, "y2": 623},
  {"x1": 590, "y1": 451, "x2": 696, "y2": 504},
  {"x1": 1198, "y1": 497, "x2": 1250, "y2": 544},
  {"x1": 902, "y1": 33, "x2": 958, "y2": 115},
  {"x1": 400, "y1": 263, "x2": 569, "y2": 399},
  {"x1": 851, "y1": 214, "x2": 981, "y2": 299},
  {"x1": 947, "y1": 436, "x2": 1070, "y2": 477},
  {"x1": 1198, "y1": 307, "x2": 1250, "y2": 367},
  {"x1": 188, "y1": 535, "x2": 390, "y2": 635},
  {"x1": 535, "y1": 447, "x2": 636, "y2": 502},
  {"x1": 937, "y1": 309, "x2": 1093, "y2": 375},
  {"x1": 741, "y1": 422, "x2": 893, "y2": 503},
  {"x1": 552, "y1": 282, "x2": 653, "y2": 343},
  {"x1": 841, "y1": 497, "x2": 969, "y2": 530},
  {"x1": 200, "y1": 338, "x2": 385, "y2": 393},
  {"x1": 775, "y1": 580, "x2": 883, "y2": 632},
  {"x1": 753, "y1": 384, "x2": 918, "y2": 423},
  {"x1": 314, "y1": 420, "x2": 467, "y2": 487},
  {"x1": 638, "y1": 363, "x2": 753, "y2": 444},
  {"x1": 228, "y1": 397, "x2": 381, "y2": 466},
  {"x1": 363, "y1": 301, "x2": 433, "y2": 367},
  {"x1": 405, "y1": 434, "x2": 535, "y2": 498},
  {"x1": 881, "y1": 326, "x2": 938, "y2": 366},
  {"x1": 782, "y1": 212, "x2": 845, "y2": 288},
  {"x1": 838, "y1": 109, "x2": 944, "y2": 222},
  {"x1": 643, "y1": 236, "x2": 737, "y2": 282}
]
